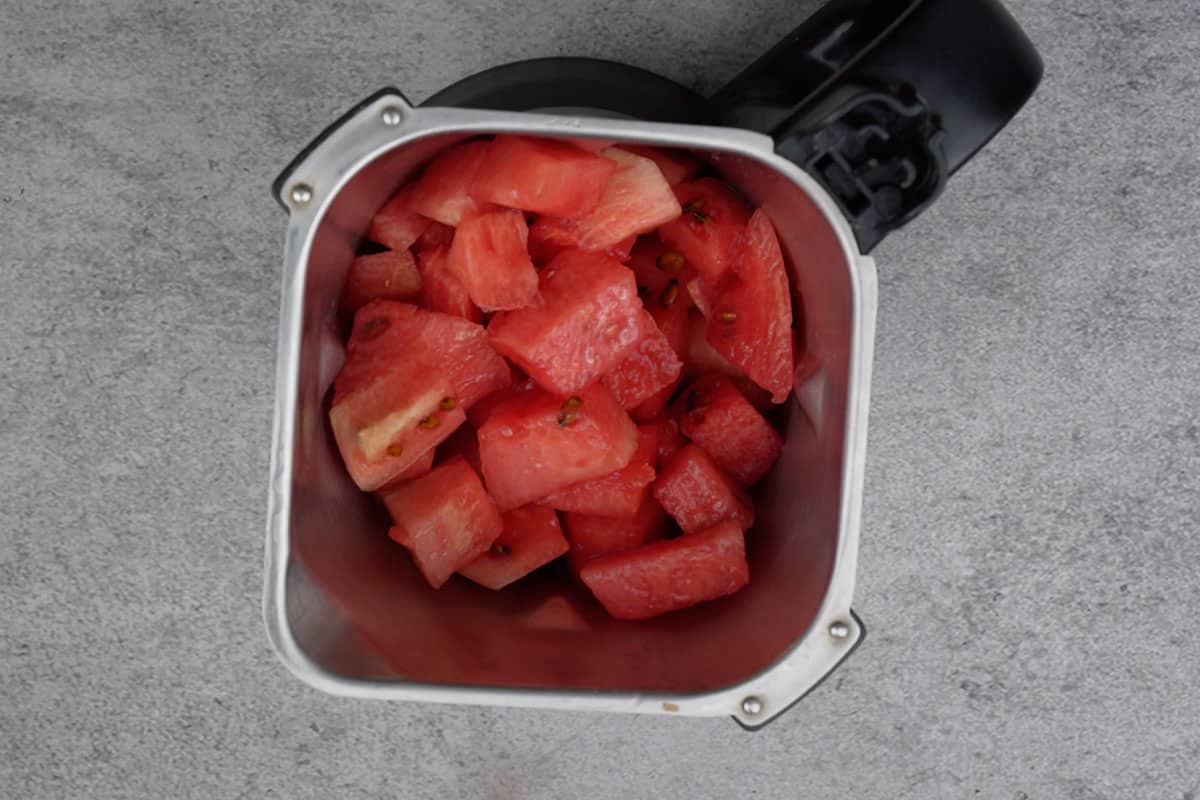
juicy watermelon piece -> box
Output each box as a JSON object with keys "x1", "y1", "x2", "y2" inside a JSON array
[
  {"x1": 367, "y1": 187, "x2": 431, "y2": 251},
  {"x1": 341, "y1": 250, "x2": 422, "y2": 312},
  {"x1": 382, "y1": 456, "x2": 503, "y2": 588},
  {"x1": 652, "y1": 444, "x2": 754, "y2": 534},
  {"x1": 627, "y1": 236, "x2": 695, "y2": 310},
  {"x1": 458, "y1": 505, "x2": 569, "y2": 589},
  {"x1": 564, "y1": 495, "x2": 669, "y2": 572},
  {"x1": 330, "y1": 357, "x2": 466, "y2": 491},
  {"x1": 600, "y1": 309, "x2": 683, "y2": 414},
  {"x1": 382, "y1": 447, "x2": 436, "y2": 486},
  {"x1": 527, "y1": 148, "x2": 681, "y2": 254},
  {"x1": 465, "y1": 376, "x2": 535, "y2": 428},
  {"x1": 683, "y1": 310, "x2": 743, "y2": 380},
  {"x1": 622, "y1": 144, "x2": 703, "y2": 186},
  {"x1": 470, "y1": 135, "x2": 618, "y2": 218},
  {"x1": 414, "y1": 221, "x2": 456, "y2": 251},
  {"x1": 409, "y1": 140, "x2": 493, "y2": 226},
  {"x1": 703, "y1": 210, "x2": 795, "y2": 403},
  {"x1": 677, "y1": 374, "x2": 783, "y2": 486},
  {"x1": 579, "y1": 520, "x2": 749, "y2": 620},
  {"x1": 416, "y1": 244, "x2": 482, "y2": 323},
  {"x1": 655, "y1": 417, "x2": 686, "y2": 465},
  {"x1": 544, "y1": 424, "x2": 658, "y2": 517},
  {"x1": 657, "y1": 178, "x2": 751, "y2": 290},
  {"x1": 447, "y1": 209, "x2": 538, "y2": 311},
  {"x1": 477, "y1": 383, "x2": 638, "y2": 511},
  {"x1": 488, "y1": 249, "x2": 644, "y2": 395},
  {"x1": 630, "y1": 302, "x2": 690, "y2": 421},
  {"x1": 338, "y1": 301, "x2": 510, "y2": 410},
  {"x1": 528, "y1": 223, "x2": 636, "y2": 265}
]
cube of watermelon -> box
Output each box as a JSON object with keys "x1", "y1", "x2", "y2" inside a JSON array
[
  {"x1": 339, "y1": 301, "x2": 510, "y2": 411},
  {"x1": 477, "y1": 382, "x2": 638, "y2": 511},
  {"x1": 657, "y1": 178, "x2": 751, "y2": 291},
  {"x1": 340, "y1": 250, "x2": 423, "y2": 312},
  {"x1": 488, "y1": 249, "x2": 644, "y2": 395},
  {"x1": 626, "y1": 236, "x2": 695, "y2": 310},
  {"x1": 409, "y1": 140, "x2": 493, "y2": 226},
  {"x1": 527, "y1": 148, "x2": 682, "y2": 254},
  {"x1": 544, "y1": 423, "x2": 658, "y2": 517},
  {"x1": 655, "y1": 417, "x2": 686, "y2": 465},
  {"x1": 600, "y1": 309, "x2": 683, "y2": 416},
  {"x1": 677, "y1": 374, "x2": 783, "y2": 486},
  {"x1": 621, "y1": 144, "x2": 702, "y2": 187},
  {"x1": 470, "y1": 135, "x2": 618, "y2": 218},
  {"x1": 367, "y1": 187, "x2": 431, "y2": 251},
  {"x1": 414, "y1": 221, "x2": 456, "y2": 251},
  {"x1": 652, "y1": 444, "x2": 754, "y2": 534},
  {"x1": 630, "y1": 302, "x2": 690, "y2": 421},
  {"x1": 703, "y1": 210, "x2": 795, "y2": 403},
  {"x1": 458, "y1": 505, "x2": 569, "y2": 590},
  {"x1": 465, "y1": 376, "x2": 535, "y2": 429},
  {"x1": 579, "y1": 520, "x2": 749, "y2": 620},
  {"x1": 416, "y1": 244, "x2": 482, "y2": 323},
  {"x1": 447, "y1": 209, "x2": 539, "y2": 311},
  {"x1": 564, "y1": 494, "x2": 669, "y2": 572},
  {"x1": 382, "y1": 456, "x2": 503, "y2": 588},
  {"x1": 330, "y1": 357, "x2": 467, "y2": 491}
]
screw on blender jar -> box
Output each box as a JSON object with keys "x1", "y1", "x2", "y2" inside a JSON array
[{"x1": 289, "y1": 183, "x2": 313, "y2": 207}]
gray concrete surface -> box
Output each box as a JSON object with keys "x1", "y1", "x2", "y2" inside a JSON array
[{"x1": 2, "y1": 1, "x2": 1198, "y2": 797}]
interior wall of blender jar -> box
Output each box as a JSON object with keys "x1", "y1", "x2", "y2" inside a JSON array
[{"x1": 282, "y1": 134, "x2": 856, "y2": 694}]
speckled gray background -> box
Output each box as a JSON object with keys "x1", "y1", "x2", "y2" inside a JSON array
[{"x1": 2, "y1": 1, "x2": 1198, "y2": 797}]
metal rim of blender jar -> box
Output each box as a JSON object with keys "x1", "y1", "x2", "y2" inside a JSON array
[{"x1": 263, "y1": 90, "x2": 877, "y2": 730}]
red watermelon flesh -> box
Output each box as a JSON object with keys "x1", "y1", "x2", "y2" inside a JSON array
[
  {"x1": 677, "y1": 373, "x2": 783, "y2": 486},
  {"x1": 382, "y1": 447, "x2": 436, "y2": 486},
  {"x1": 416, "y1": 244, "x2": 482, "y2": 323},
  {"x1": 367, "y1": 187, "x2": 431, "y2": 251},
  {"x1": 655, "y1": 417, "x2": 686, "y2": 465},
  {"x1": 703, "y1": 209, "x2": 795, "y2": 403},
  {"x1": 488, "y1": 248, "x2": 644, "y2": 396},
  {"x1": 458, "y1": 504, "x2": 569, "y2": 590},
  {"x1": 601, "y1": 309, "x2": 683, "y2": 415},
  {"x1": 436, "y1": 424, "x2": 482, "y2": 475},
  {"x1": 414, "y1": 221, "x2": 456, "y2": 251},
  {"x1": 657, "y1": 178, "x2": 752, "y2": 304},
  {"x1": 527, "y1": 148, "x2": 682, "y2": 255},
  {"x1": 544, "y1": 423, "x2": 658, "y2": 517},
  {"x1": 340, "y1": 249, "x2": 423, "y2": 312},
  {"x1": 409, "y1": 140, "x2": 493, "y2": 226},
  {"x1": 382, "y1": 456, "x2": 503, "y2": 588},
  {"x1": 465, "y1": 375, "x2": 536, "y2": 428},
  {"x1": 477, "y1": 382, "x2": 638, "y2": 512},
  {"x1": 579, "y1": 520, "x2": 749, "y2": 620},
  {"x1": 564, "y1": 495, "x2": 669, "y2": 572},
  {"x1": 528, "y1": 223, "x2": 636, "y2": 265},
  {"x1": 622, "y1": 144, "x2": 703, "y2": 187},
  {"x1": 630, "y1": 301, "x2": 690, "y2": 421},
  {"x1": 447, "y1": 209, "x2": 539, "y2": 311},
  {"x1": 471, "y1": 135, "x2": 618, "y2": 218},
  {"x1": 652, "y1": 444, "x2": 754, "y2": 534},
  {"x1": 626, "y1": 236, "x2": 695, "y2": 310}
]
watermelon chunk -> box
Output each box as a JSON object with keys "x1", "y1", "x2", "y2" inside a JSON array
[
  {"x1": 677, "y1": 374, "x2": 783, "y2": 486},
  {"x1": 381, "y1": 447, "x2": 436, "y2": 486},
  {"x1": 414, "y1": 221, "x2": 456, "y2": 251},
  {"x1": 544, "y1": 424, "x2": 658, "y2": 517},
  {"x1": 564, "y1": 495, "x2": 669, "y2": 572},
  {"x1": 630, "y1": 302, "x2": 690, "y2": 421},
  {"x1": 382, "y1": 456, "x2": 503, "y2": 588},
  {"x1": 703, "y1": 210, "x2": 795, "y2": 403},
  {"x1": 465, "y1": 376, "x2": 536, "y2": 428},
  {"x1": 340, "y1": 250, "x2": 423, "y2": 312},
  {"x1": 409, "y1": 140, "x2": 493, "y2": 226},
  {"x1": 657, "y1": 178, "x2": 751, "y2": 291},
  {"x1": 447, "y1": 209, "x2": 538, "y2": 311},
  {"x1": 458, "y1": 505, "x2": 569, "y2": 589},
  {"x1": 684, "y1": 310, "x2": 743, "y2": 381},
  {"x1": 622, "y1": 144, "x2": 703, "y2": 187},
  {"x1": 626, "y1": 236, "x2": 695, "y2": 310},
  {"x1": 527, "y1": 148, "x2": 682, "y2": 254},
  {"x1": 470, "y1": 135, "x2": 618, "y2": 218},
  {"x1": 528, "y1": 223, "x2": 636, "y2": 264},
  {"x1": 416, "y1": 244, "x2": 482, "y2": 323},
  {"x1": 652, "y1": 444, "x2": 754, "y2": 534},
  {"x1": 600, "y1": 309, "x2": 683, "y2": 415},
  {"x1": 367, "y1": 187, "x2": 431, "y2": 251},
  {"x1": 477, "y1": 383, "x2": 638, "y2": 511},
  {"x1": 579, "y1": 520, "x2": 749, "y2": 620},
  {"x1": 339, "y1": 301, "x2": 510, "y2": 411},
  {"x1": 655, "y1": 417, "x2": 686, "y2": 465},
  {"x1": 488, "y1": 249, "x2": 644, "y2": 396},
  {"x1": 330, "y1": 347, "x2": 466, "y2": 491}
]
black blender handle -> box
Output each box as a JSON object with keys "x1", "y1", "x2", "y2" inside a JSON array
[{"x1": 708, "y1": 0, "x2": 1043, "y2": 252}]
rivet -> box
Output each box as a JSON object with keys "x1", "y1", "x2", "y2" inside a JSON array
[
  {"x1": 380, "y1": 106, "x2": 404, "y2": 127},
  {"x1": 289, "y1": 183, "x2": 313, "y2": 206},
  {"x1": 829, "y1": 620, "x2": 851, "y2": 640},
  {"x1": 740, "y1": 696, "x2": 763, "y2": 716}
]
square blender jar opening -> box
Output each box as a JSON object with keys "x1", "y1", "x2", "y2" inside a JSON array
[{"x1": 278, "y1": 130, "x2": 859, "y2": 695}]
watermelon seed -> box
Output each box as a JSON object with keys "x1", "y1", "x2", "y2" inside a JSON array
[
  {"x1": 418, "y1": 415, "x2": 441, "y2": 430},
  {"x1": 718, "y1": 310, "x2": 738, "y2": 324},
  {"x1": 491, "y1": 542, "x2": 511, "y2": 556},
  {"x1": 637, "y1": 286, "x2": 651, "y2": 300},
  {"x1": 656, "y1": 251, "x2": 685, "y2": 274},
  {"x1": 358, "y1": 317, "x2": 390, "y2": 340},
  {"x1": 439, "y1": 396, "x2": 458, "y2": 411},
  {"x1": 659, "y1": 280, "x2": 680, "y2": 308},
  {"x1": 386, "y1": 443, "x2": 404, "y2": 458},
  {"x1": 558, "y1": 396, "x2": 584, "y2": 427},
  {"x1": 683, "y1": 199, "x2": 710, "y2": 223}
]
